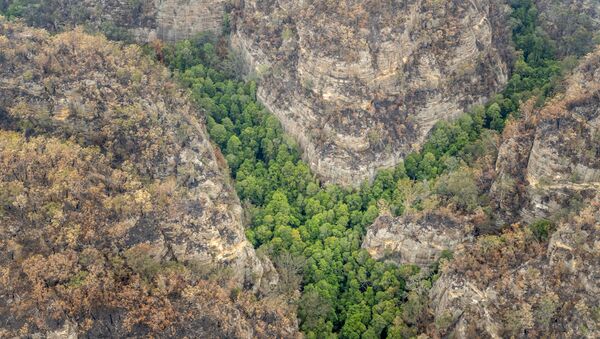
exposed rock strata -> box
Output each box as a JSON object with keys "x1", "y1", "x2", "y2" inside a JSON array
[
  {"x1": 121, "y1": 0, "x2": 228, "y2": 42},
  {"x1": 430, "y1": 201, "x2": 600, "y2": 338},
  {"x1": 233, "y1": 0, "x2": 512, "y2": 185},
  {"x1": 2, "y1": 0, "x2": 227, "y2": 41},
  {"x1": 4, "y1": 0, "x2": 513, "y2": 187},
  {"x1": 491, "y1": 47, "x2": 600, "y2": 225},
  {"x1": 362, "y1": 212, "x2": 474, "y2": 268},
  {"x1": 430, "y1": 46, "x2": 600, "y2": 339}
]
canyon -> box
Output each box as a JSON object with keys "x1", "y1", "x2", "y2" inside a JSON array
[
  {"x1": 0, "y1": 0, "x2": 599, "y2": 337},
  {"x1": 3, "y1": 0, "x2": 514, "y2": 185}
]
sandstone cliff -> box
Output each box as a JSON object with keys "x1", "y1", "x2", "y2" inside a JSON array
[
  {"x1": 4, "y1": 0, "x2": 513, "y2": 187},
  {"x1": 429, "y1": 201, "x2": 600, "y2": 338},
  {"x1": 1, "y1": 0, "x2": 227, "y2": 41},
  {"x1": 232, "y1": 0, "x2": 512, "y2": 186},
  {"x1": 0, "y1": 19, "x2": 296, "y2": 337},
  {"x1": 362, "y1": 212, "x2": 473, "y2": 269},
  {"x1": 491, "y1": 46, "x2": 600, "y2": 225},
  {"x1": 429, "y1": 47, "x2": 600, "y2": 339}
]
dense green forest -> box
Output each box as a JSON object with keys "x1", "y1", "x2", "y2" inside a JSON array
[
  {"x1": 144, "y1": 1, "x2": 581, "y2": 337},
  {"x1": 160, "y1": 35, "x2": 430, "y2": 337},
  {"x1": 0, "y1": 0, "x2": 598, "y2": 337},
  {"x1": 0, "y1": 0, "x2": 590, "y2": 337}
]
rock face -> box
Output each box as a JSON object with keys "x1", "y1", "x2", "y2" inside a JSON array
[
  {"x1": 430, "y1": 47, "x2": 600, "y2": 339},
  {"x1": 362, "y1": 212, "x2": 474, "y2": 268},
  {"x1": 103, "y1": 0, "x2": 226, "y2": 42},
  {"x1": 429, "y1": 201, "x2": 600, "y2": 338},
  {"x1": 148, "y1": 0, "x2": 227, "y2": 41},
  {"x1": 1, "y1": 0, "x2": 227, "y2": 41},
  {"x1": 232, "y1": 0, "x2": 511, "y2": 185},
  {"x1": 0, "y1": 19, "x2": 296, "y2": 337},
  {"x1": 0, "y1": 18, "x2": 260, "y2": 288},
  {"x1": 491, "y1": 47, "x2": 600, "y2": 225},
  {"x1": 4, "y1": 0, "x2": 513, "y2": 186}
]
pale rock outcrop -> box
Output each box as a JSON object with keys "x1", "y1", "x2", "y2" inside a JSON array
[
  {"x1": 430, "y1": 200, "x2": 600, "y2": 338},
  {"x1": 129, "y1": 0, "x2": 228, "y2": 42},
  {"x1": 430, "y1": 46, "x2": 600, "y2": 339},
  {"x1": 232, "y1": 0, "x2": 512, "y2": 186},
  {"x1": 491, "y1": 47, "x2": 600, "y2": 225},
  {"x1": 521, "y1": 52, "x2": 600, "y2": 221},
  {"x1": 362, "y1": 213, "x2": 474, "y2": 268},
  {"x1": 1, "y1": 0, "x2": 227, "y2": 41}
]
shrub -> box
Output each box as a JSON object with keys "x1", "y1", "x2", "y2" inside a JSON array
[{"x1": 529, "y1": 219, "x2": 555, "y2": 241}]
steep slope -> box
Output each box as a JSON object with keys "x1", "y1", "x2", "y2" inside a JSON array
[
  {"x1": 491, "y1": 46, "x2": 600, "y2": 225},
  {"x1": 232, "y1": 0, "x2": 512, "y2": 185},
  {"x1": 0, "y1": 18, "x2": 296, "y2": 337},
  {"x1": 0, "y1": 0, "x2": 226, "y2": 41},
  {"x1": 362, "y1": 211, "x2": 474, "y2": 269},
  {"x1": 430, "y1": 47, "x2": 600, "y2": 338},
  {"x1": 430, "y1": 203, "x2": 600, "y2": 338}
]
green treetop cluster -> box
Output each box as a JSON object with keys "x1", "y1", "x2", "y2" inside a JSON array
[{"x1": 162, "y1": 34, "x2": 433, "y2": 338}]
